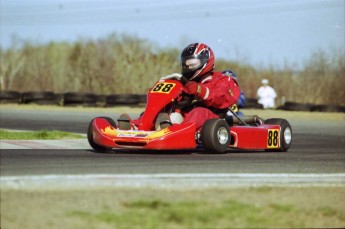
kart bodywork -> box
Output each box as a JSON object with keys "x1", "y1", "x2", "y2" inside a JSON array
[{"x1": 88, "y1": 79, "x2": 292, "y2": 153}]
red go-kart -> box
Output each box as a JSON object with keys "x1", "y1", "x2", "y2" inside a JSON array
[{"x1": 87, "y1": 78, "x2": 292, "y2": 153}]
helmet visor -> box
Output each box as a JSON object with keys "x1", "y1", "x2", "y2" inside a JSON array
[
  {"x1": 182, "y1": 54, "x2": 207, "y2": 74},
  {"x1": 181, "y1": 56, "x2": 202, "y2": 72}
]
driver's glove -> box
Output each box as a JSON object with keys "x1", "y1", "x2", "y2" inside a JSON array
[{"x1": 184, "y1": 81, "x2": 207, "y2": 99}]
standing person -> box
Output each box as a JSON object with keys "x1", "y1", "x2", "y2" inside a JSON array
[
  {"x1": 119, "y1": 43, "x2": 241, "y2": 130},
  {"x1": 257, "y1": 79, "x2": 277, "y2": 109}
]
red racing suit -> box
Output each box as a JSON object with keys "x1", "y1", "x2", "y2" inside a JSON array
[
  {"x1": 182, "y1": 71, "x2": 241, "y2": 130},
  {"x1": 131, "y1": 71, "x2": 240, "y2": 130}
]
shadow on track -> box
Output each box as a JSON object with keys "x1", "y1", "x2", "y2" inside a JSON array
[{"x1": 86, "y1": 148, "x2": 270, "y2": 155}]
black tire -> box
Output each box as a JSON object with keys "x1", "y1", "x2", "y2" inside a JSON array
[
  {"x1": 0, "y1": 90, "x2": 22, "y2": 103},
  {"x1": 55, "y1": 93, "x2": 65, "y2": 106},
  {"x1": 201, "y1": 119, "x2": 230, "y2": 154},
  {"x1": 22, "y1": 91, "x2": 58, "y2": 105},
  {"x1": 311, "y1": 105, "x2": 343, "y2": 113},
  {"x1": 96, "y1": 95, "x2": 107, "y2": 107},
  {"x1": 138, "y1": 94, "x2": 147, "y2": 104},
  {"x1": 264, "y1": 118, "x2": 292, "y2": 152},
  {"x1": 87, "y1": 116, "x2": 116, "y2": 152},
  {"x1": 82, "y1": 93, "x2": 99, "y2": 107},
  {"x1": 283, "y1": 102, "x2": 312, "y2": 112},
  {"x1": 106, "y1": 94, "x2": 140, "y2": 106},
  {"x1": 63, "y1": 92, "x2": 86, "y2": 106},
  {"x1": 245, "y1": 98, "x2": 263, "y2": 109}
]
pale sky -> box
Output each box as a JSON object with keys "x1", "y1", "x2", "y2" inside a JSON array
[{"x1": 1, "y1": 0, "x2": 344, "y2": 69}]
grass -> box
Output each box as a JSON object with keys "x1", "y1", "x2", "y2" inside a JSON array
[
  {"x1": 0, "y1": 129, "x2": 83, "y2": 140},
  {"x1": 68, "y1": 200, "x2": 302, "y2": 228},
  {"x1": 1, "y1": 187, "x2": 345, "y2": 229}
]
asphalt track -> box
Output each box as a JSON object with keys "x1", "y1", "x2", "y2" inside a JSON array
[{"x1": 1, "y1": 107, "x2": 345, "y2": 185}]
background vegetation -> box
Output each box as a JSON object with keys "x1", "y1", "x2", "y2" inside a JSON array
[{"x1": 1, "y1": 33, "x2": 344, "y2": 106}]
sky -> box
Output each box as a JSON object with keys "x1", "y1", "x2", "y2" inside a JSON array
[{"x1": 0, "y1": 0, "x2": 344, "y2": 69}]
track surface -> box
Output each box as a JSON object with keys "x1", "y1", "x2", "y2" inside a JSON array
[{"x1": 1, "y1": 108, "x2": 344, "y2": 176}]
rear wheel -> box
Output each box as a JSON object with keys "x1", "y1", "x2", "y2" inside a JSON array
[
  {"x1": 264, "y1": 118, "x2": 292, "y2": 152},
  {"x1": 87, "y1": 117, "x2": 116, "y2": 152},
  {"x1": 201, "y1": 119, "x2": 230, "y2": 154}
]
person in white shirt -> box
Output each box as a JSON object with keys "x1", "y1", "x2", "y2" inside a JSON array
[{"x1": 257, "y1": 79, "x2": 277, "y2": 109}]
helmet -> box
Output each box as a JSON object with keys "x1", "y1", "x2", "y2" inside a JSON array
[
  {"x1": 222, "y1": 69, "x2": 237, "y2": 80},
  {"x1": 261, "y1": 79, "x2": 269, "y2": 85},
  {"x1": 181, "y1": 43, "x2": 215, "y2": 80}
]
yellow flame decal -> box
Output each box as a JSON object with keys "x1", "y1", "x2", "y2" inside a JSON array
[
  {"x1": 145, "y1": 128, "x2": 171, "y2": 140},
  {"x1": 101, "y1": 126, "x2": 171, "y2": 140},
  {"x1": 101, "y1": 126, "x2": 118, "y2": 137}
]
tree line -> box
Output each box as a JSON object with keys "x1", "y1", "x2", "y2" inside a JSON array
[{"x1": 1, "y1": 33, "x2": 344, "y2": 106}]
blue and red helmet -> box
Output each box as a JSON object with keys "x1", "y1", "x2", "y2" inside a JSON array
[
  {"x1": 181, "y1": 43, "x2": 215, "y2": 80},
  {"x1": 222, "y1": 69, "x2": 237, "y2": 80}
]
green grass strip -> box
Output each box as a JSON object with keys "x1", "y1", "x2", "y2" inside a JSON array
[
  {"x1": 67, "y1": 198, "x2": 344, "y2": 228},
  {"x1": 0, "y1": 129, "x2": 83, "y2": 140}
]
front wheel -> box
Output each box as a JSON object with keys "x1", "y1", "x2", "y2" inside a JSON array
[
  {"x1": 264, "y1": 118, "x2": 292, "y2": 152},
  {"x1": 87, "y1": 117, "x2": 116, "y2": 152},
  {"x1": 201, "y1": 119, "x2": 230, "y2": 154}
]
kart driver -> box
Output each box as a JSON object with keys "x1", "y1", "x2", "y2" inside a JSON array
[
  {"x1": 222, "y1": 69, "x2": 245, "y2": 116},
  {"x1": 118, "y1": 43, "x2": 241, "y2": 131},
  {"x1": 159, "y1": 43, "x2": 241, "y2": 130}
]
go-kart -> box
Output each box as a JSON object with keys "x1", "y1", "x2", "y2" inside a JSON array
[{"x1": 87, "y1": 77, "x2": 292, "y2": 153}]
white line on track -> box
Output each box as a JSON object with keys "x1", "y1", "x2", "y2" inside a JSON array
[
  {"x1": 0, "y1": 139, "x2": 89, "y2": 149},
  {"x1": 1, "y1": 173, "x2": 344, "y2": 189}
]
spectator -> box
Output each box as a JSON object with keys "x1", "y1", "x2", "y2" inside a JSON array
[{"x1": 257, "y1": 79, "x2": 277, "y2": 109}]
